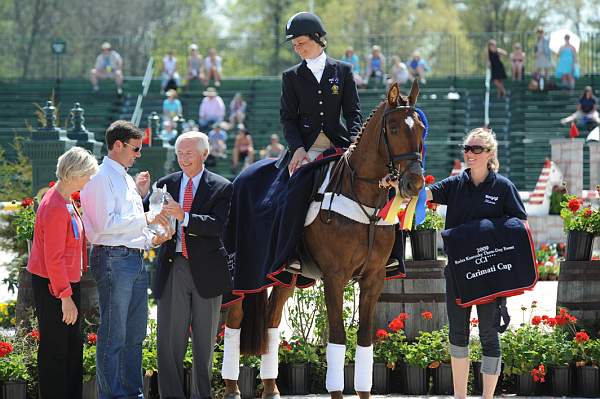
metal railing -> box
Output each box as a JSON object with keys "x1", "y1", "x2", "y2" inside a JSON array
[
  {"x1": 131, "y1": 57, "x2": 154, "y2": 127},
  {"x1": 0, "y1": 31, "x2": 598, "y2": 79}
]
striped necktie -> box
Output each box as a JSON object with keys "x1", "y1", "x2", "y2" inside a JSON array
[{"x1": 182, "y1": 178, "x2": 194, "y2": 258}]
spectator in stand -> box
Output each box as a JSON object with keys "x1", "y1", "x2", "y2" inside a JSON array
[
  {"x1": 510, "y1": 43, "x2": 526, "y2": 81},
  {"x1": 556, "y1": 34, "x2": 578, "y2": 91},
  {"x1": 560, "y1": 86, "x2": 600, "y2": 125},
  {"x1": 161, "y1": 50, "x2": 181, "y2": 93},
  {"x1": 186, "y1": 44, "x2": 205, "y2": 88},
  {"x1": 232, "y1": 125, "x2": 254, "y2": 173},
  {"x1": 229, "y1": 92, "x2": 247, "y2": 126},
  {"x1": 198, "y1": 87, "x2": 225, "y2": 130},
  {"x1": 262, "y1": 134, "x2": 285, "y2": 159},
  {"x1": 208, "y1": 122, "x2": 228, "y2": 158},
  {"x1": 366, "y1": 45, "x2": 385, "y2": 87},
  {"x1": 341, "y1": 46, "x2": 364, "y2": 87},
  {"x1": 27, "y1": 147, "x2": 99, "y2": 399},
  {"x1": 534, "y1": 27, "x2": 553, "y2": 80},
  {"x1": 160, "y1": 121, "x2": 178, "y2": 145},
  {"x1": 162, "y1": 89, "x2": 183, "y2": 123},
  {"x1": 487, "y1": 39, "x2": 508, "y2": 98},
  {"x1": 408, "y1": 51, "x2": 429, "y2": 84},
  {"x1": 184, "y1": 119, "x2": 199, "y2": 132},
  {"x1": 203, "y1": 48, "x2": 222, "y2": 87},
  {"x1": 91, "y1": 42, "x2": 124, "y2": 95},
  {"x1": 388, "y1": 55, "x2": 410, "y2": 88}
]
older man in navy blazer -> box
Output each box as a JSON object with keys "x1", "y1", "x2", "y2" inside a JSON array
[{"x1": 150, "y1": 131, "x2": 233, "y2": 399}]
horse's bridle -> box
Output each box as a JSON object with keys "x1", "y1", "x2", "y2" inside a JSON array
[{"x1": 379, "y1": 104, "x2": 423, "y2": 182}]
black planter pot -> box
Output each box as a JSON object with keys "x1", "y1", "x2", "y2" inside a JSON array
[
  {"x1": 0, "y1": 381, "x2": 27, "y2": 399},
  {"x1": 566, "y1": 230, "x2": 594, "y2": 261},
  {"x1": 410, "y1": 229, "x2": 437, "y2": 260},
  {"x1": 516, "y1": 372, "x2": 541, "y2": 396},
  {"x1": 82, "y1": 377, "x2": 98, "y2": 399},
  {"x1": 405, "y1": 364, "x2": 428, "y2": 395},
  {"x1": 343, "y1": 363, "x2": 355, "y2": 395},
  {"x1": 372, "y1": 362, "x2": 390, "y2": 394},
  {"x1": 278, "y1": 363, "x2": 309, "y2": 395},
  {"x1": 550, "y1": 365, "x2": 571, "y2": 396},
  {"x1": 143, "y1": 372, "x2": 159, "y2": 399},
  {"x1": 238, "y1": 366, "x2": 258, "y2": 399},
  {"x1": 576, "y1": 365, "x2": 600, "y2": 397},
  {"x1": 432, "y1": 363, "x2": 453, "y2": 394},
  {"x1": 471, "y1": 361, "x2": 482, "y2": 394},
  {"x1": 389, "y1": 362, "x2": 406, "y2": 393},
  {"x1": 184, "y1": 368, "x2": 192, "y2": 398}
]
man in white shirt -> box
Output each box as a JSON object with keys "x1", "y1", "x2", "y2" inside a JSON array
[
  {"x1": 81, "y1": 120, "x2": 172, "y2": 399},
  {"x1": 149, "y1": 131, "x2": 233, "y2": 398},
  {"x1": 90, "y1": 42, "x2": 124, "y2": 95}
]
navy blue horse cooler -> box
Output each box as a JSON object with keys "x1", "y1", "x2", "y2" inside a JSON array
[{"x1": 441, "y1": 217, "x2": 538, "y2": 307}]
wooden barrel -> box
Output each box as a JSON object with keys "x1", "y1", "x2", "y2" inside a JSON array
[
  {"x1": 375, "y1": 260, "x2": 448, "y2": 340},
  {"x1": 16, "y1": 268, "x2": 99, "y2": 328},
  {"x1": 556, "y1": 260, "x2": 600, "y2": 326}
]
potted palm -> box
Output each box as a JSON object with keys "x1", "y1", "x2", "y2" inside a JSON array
[{"x1": 560, "y1": 195, "x2": 599, "y2": 261}]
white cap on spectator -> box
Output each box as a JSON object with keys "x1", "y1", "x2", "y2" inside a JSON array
[{"x1": 101, "y1": 42, "x2": 111, "y2": 50}]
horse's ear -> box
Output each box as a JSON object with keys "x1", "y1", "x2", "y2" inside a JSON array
[
  {"x1": 387, "y1": 82, "x2": 400, "y2": 108},
  {"x1": 408, "y1": 79, "x2": 420, "y2": 106}
]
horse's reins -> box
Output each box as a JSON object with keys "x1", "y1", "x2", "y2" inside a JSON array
[{"x1": 324, "y1": 103, "x2": 423, "y2": 280}]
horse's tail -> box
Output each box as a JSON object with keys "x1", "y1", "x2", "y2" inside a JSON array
[{"x1": 240, "y1": 291, "x2": 268, "y2": 355}]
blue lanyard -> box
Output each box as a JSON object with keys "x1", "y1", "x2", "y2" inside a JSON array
[{"x1": 66, "y1": 204, "x2": 80, "y2": 240}]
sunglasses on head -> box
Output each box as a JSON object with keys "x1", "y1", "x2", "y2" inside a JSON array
[
  {"x1": 463, "y1": 145, "x2": 489, "y2": 154},
  {"x1": 123, "y1": 141, "x2": 142, "y2": 153}
]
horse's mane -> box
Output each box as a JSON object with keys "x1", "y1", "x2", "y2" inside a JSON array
[{"x1": 347, "y1": 94, "x2": 411, "y2": 155}]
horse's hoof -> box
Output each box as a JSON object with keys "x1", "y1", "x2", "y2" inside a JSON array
[{"x1": 224, "y1": 393, "x2": 242, "y2": 399}]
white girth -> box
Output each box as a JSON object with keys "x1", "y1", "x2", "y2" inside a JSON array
[{"x1": 304, "y1": 163, "x2": 398, "y2": 227}]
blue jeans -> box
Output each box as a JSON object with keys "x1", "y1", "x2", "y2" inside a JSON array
[{"x1": 91, "y1": 246, "x2": 148, "y2": 399}]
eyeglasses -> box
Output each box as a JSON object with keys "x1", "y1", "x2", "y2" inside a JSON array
[
  {"x1": 123, "y1": 142, "x2": 142, "y2": 153},
  {"x1": 463, "y1": 145, "x2": 489, "y2": 154}
]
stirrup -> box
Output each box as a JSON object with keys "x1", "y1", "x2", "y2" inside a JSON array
[
  {"x1": 285, "y1": 258, "x2": 302, "y2": 274},
  {"x1": 385, "y1": 257, "x2": 400, "y2": 270}
]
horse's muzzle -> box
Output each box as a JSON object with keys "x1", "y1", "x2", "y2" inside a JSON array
[{"x1": 400, "y1": 162, "x2": 424, "y2": 197}]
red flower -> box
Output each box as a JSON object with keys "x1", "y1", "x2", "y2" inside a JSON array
[
  {"x1": 583, "y1": 208, "x2": 593, "y2": 217},
  {"x1": 425, "y1": 175, "x2": 435, "y2": 185},
  {"x1": 388, "y1": 318, "x2": 405, "y2": 332},
  {"x1": 0, "y1": 341, "x2": 13, "y2": 357},
  {"x1": 87, "y1": 332, "x2": 97, "y2": 345},
  {"x1": 545, "y1": 317, "x2": 557, "y2": 327},
  {"x1": 541, "y1": 244, "x2": 549, "y2": 251},
  {"x1": 531, "y1": 316, "x2": 542, "y2": 326},
  {"x1": 470, "y1": 318, "x2": 479, "y2": 327},
  {"x1": 531, "y1": 364, "x2": 546, "y2": 383},
  {"x1": 28, "y1": 329, "x2": 40, "y2": 341},
  {"x1": 555, "y1": 314, "x2": 569, "y2": 326},
  {"x1": 426, "y1": 201, "x2": 438, "y2": 211},
  {"x1": 48, "y1": 181, "x2": 56, "y2": 188},
  {"x1": 559, "y1": 307, "x2": 567, "y2": 315},
  {"x1": 21, "y1": 197, "x2": 34, "y2": 207},
  {"x1": 396, "y1": 312, "x2": 409, "y2": 321},
  {"x1": 376, "y1": 329, "x2": 389, "y2": 340},
  {"x1": 71, "y1": 191, "x2": 81, "y2": 202},
  {"x1": 575, "y1": 331, "x2": 590, "y2": 344},
  {"x1": 567, "y1": 198, "x2": 581, "y2": 213},
  {"x1": 421, "y1": 311, "x2": 433, "y2": 320}
]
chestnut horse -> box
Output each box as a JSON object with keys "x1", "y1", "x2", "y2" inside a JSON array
[{"x1": 223, "y1": 81, "x2": 425, "y2": 399}]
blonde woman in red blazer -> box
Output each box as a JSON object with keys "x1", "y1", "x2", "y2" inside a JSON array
[{"x1": 27, "y1": 147, "x2": 98, "y2": 399}]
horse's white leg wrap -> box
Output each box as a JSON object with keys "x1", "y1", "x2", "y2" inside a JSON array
[
  {"x1": 221, "y1": 327, "x2": 241, "y2": 380},
  {"x1": 260, "y1": 328, "x2": 279, "y2": 379},
  {"x1": 326, "y1": 342, "x2": 346, "y2": 392},
  {"x1": 354, "y1": 345, "x2": 373, "y2": 392}
]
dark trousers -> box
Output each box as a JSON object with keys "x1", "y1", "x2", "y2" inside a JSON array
[{"x1": 32, "y1": 273, "x2": 83, "y2": 399}]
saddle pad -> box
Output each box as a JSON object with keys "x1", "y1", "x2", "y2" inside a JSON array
[
  {"x1": 304, "y1": 162, "x2": 398, "y2": 227},
  {"x1": 441, "y1": 217, "x2": 537, "y2": 308}
]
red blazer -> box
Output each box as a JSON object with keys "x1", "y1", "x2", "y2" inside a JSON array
[{"x1": 27, "y1": 188, "x2": 88, "y2": 298}]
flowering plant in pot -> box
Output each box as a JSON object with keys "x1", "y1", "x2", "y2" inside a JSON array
[
  {"x1": 572, "y1": 330, "x2": 600, "y2": 397},
  {"x1": 410, "y1": 175, "x2": 444, "y2": 260},
  {"x1": 560, "y1": 194, "x2": 599, "y2": 260},
  {"x1": 278, "y1": 337, "x2": 318, "y2": 395}
]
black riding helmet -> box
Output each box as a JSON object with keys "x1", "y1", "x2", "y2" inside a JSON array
[{"x1": 285, "y1": 12, "x2": 327, "y2": 47}]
